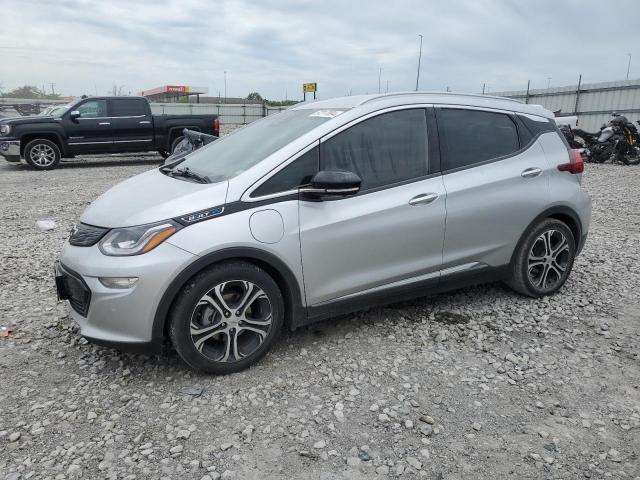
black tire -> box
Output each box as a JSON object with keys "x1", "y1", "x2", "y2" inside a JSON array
[
  {"x1": 24, "y1": 139, "x2": 61, "y2": 170},
  {"x1": 168, "y1": 261, "x2": 284, "y2": 374},
  {"x1": 170, "y1": 136, "x2": 185, "y2": 154},
  {"x1": 158, "y1": 150, "x2": 170, "y2": 159},
  {"x1": 508, "y1": 219, "x2": 576, "y2": 298},
  {"x1": 619, "y1": 147, "x2": 640, "y2": 165}
]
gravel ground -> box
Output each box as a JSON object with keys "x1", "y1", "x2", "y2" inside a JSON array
[{"x1": 0, "y1": 157, "x2": 639, "y2": 480}]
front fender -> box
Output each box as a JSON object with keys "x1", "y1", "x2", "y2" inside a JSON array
[{"x1": 151, "y1": 246, "x2": 306, "y2": 342}]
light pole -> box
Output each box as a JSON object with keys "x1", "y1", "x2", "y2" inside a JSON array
[
  {"x1": 627, "y1": 53, "x2": 632, "y2": 80},
  {"x1": 378, "y1": 67, "x2": 382, "y2": 94},
  {"x1": 415, "y1": 34, "x2": 423, "y2": 91},
  {"x1": 224, "y1": 71, "x2": 227, "y2": 103}
]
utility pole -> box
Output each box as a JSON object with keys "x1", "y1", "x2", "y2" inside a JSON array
[
  {"x1": 49, "y1": 83, "x2": 55, "y2": 96},
  {"x1": 482, "y1": 83, "x2": 486, "y2": 95},
  {"x1": 415, "y1": 34, "x2": 423, "y2": 91},
  {"x1": 627, "y1": 53, "x2": 632, "y2": 80},
  {"x1": 378, "y1": 67, "x2": 382, "y2": 94},
  {"x1": 547, "y1": 77, "x2": 551, "y2": 89},
  {"x1": 224, "y1": 71, "x2": 227, "y2": 104}
]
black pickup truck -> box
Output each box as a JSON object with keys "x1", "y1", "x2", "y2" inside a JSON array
[{"x1": 0, "y1": 96, "x2": 219, "y2": 169}]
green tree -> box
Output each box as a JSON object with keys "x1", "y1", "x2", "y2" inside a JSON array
[
  {"x1": 246, "y1": 92, "x2": 263, "y2": 102},
  {"x1": 5, "y1": 85, "x2": 60, "y2": 99}
]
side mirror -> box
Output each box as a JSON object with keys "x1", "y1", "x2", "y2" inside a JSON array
[
  {"x1": 69, "y1": 110, "x2": 81, "y2": 120},
  {"x1": 300, "y1": 170, "x2": 361, "y2": 198}
]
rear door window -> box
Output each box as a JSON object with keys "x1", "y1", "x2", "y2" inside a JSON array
[
  {"x1": 438, "y1": 108, "x2": 519, "y2": 170},
  {"x1": 110, "y1": 98, "x2": 148, "y2": 117}
]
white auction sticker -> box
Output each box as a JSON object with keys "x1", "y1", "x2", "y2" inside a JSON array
[{"x1": 309, "y1": 110, "x2": 345, "y2": 118}]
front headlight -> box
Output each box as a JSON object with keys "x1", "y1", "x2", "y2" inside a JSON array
[
  {"x1": 0, "y1": 124, "x2": 10, "y2": 136},
  {"x1": 98, "y1": 220, "x2": 181, "y2": 256}
]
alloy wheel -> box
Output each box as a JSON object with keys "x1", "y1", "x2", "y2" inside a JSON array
[
  {"x1": 29, "y1": 144, "x2": 56, "y2": 167},
  {"x1": 190, "y1": 280, "x2": 272, "y2": 363},
  {"x1": 527, "y1": 229, "x2": 570, "y2": 290}
]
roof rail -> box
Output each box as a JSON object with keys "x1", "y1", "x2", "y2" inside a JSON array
[{"x1": 359, "y1": 91, "x2": 525, "y2": 105}]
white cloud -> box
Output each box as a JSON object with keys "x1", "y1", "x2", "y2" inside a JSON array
[{"x1": 1, "y1": 0, "x2": 639, "y2": 99}]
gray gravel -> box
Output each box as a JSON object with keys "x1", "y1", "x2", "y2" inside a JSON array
[{"x1": 0, "y1": 158, "x2": 639, "y2": 480}]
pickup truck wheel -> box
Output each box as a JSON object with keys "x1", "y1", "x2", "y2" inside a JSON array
[
  {"x1": 171, "y1": 136, "x2": 185, "y2": 154},
  {"x1": 158, "y1": 150, "x2": 169, "y2": 159},
  {"x1": 24, "y1": 139, "x2": 61, "y2": 170}
]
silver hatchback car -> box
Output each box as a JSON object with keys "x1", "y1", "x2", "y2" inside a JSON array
[{"x1": 56, "y1": 92, "x2": 591, "y2": 373}]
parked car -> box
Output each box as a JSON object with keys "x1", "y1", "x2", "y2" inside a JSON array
[
  {"x1": 55, "y1": 92, "x2": 591, "y2": 374},
  {"x1": 0, "y1": 96, "x2": 219, "y2": 169}
]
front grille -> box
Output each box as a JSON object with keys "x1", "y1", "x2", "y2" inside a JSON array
[
  {"x1": 69, "y1": 223, "x2": 109, "y2": 247},
  {"x1": 58, "y1": 264, "x2": 91, "y2": 316}
]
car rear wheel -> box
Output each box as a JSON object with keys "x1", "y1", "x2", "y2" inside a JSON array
[
  {"x1": 158, "y1": 150, "x2": 169, "y2": 159},
  {"x1": 169, "y1": 261, "x2": 284, "y2": 374},
  {"x1": 508, "y1": 219, "x2": 576, "y2": 297},
  {"x1": 24, "y1": 139, "x2": 61, "y2": 170}
]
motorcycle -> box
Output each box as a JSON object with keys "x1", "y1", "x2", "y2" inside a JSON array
[
  {"x1": 572, "y1": 113, "x2": 640, "y2": 165},
  {"x1": 163, "y1": 128, "x2": 217, "y2": 166}
]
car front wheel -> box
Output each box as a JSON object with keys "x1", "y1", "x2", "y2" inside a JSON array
[
  {"x1": 24, "y1": 139, "x2": 61, "y2": 170},
  {"x1": 168, "y1": 261, "x2": 284, "y2": 374},
  {"x1": 508, "y1": 219, "x2": 576, "y2": 297}
]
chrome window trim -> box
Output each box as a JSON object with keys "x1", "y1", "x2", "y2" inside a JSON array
[{"x1": 319, "y1": 103, "x2": 433, "y2": 142}]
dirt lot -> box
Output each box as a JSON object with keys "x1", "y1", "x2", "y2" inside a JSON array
[{"x1": 0, "y1": 156, "x2": 639, "y2": 480}]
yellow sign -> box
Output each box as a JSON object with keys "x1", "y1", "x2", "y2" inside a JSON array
[{"x1": 303, "y1": 83, "x2": 317, "y2": 93}]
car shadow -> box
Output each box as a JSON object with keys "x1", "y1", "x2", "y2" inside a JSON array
[{"x1": 92, "y1": 281, "x2": 516, "y2": 378}]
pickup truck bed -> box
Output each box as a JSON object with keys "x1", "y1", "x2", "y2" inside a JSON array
[{"x1": 0, "y1": 96, "x2": 219, "y2": 169}]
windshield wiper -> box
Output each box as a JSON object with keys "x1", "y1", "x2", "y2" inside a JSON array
[{"x1": 166, "y1": 167, "x2": 211, "y2": 184}]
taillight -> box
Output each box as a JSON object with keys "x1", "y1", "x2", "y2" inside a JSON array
[
  {"x1": 558, "y1": 149, "x2": 584, "y2": 174},
  {"x1": 213, "y1": 118, "x2": 220, "y2": 137}
]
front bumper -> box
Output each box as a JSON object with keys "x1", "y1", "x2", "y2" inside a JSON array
[
  {"x1": 0, "y1": 140, "x2": 20, "y2": 162},
  {"x1": 57, "y1": 241, "x2": 195, "y2": 352}
]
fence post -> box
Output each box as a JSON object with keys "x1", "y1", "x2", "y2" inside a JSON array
[
  {"x1": 525, "y1": 80, "x2": 530, "y2": 104},
  {"x1": 243, "y1": 104, "x2": 246, "y2": 125},
  {"x1": 573, "y1": 74, "x2": 582, "y2": 115},
  {"x1": 262, "y1": 100, "x2": 267, "y2": 117}
]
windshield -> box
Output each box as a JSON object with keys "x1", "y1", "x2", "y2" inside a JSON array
[{"x1": 173, "y1": 108, "x2": 344, "y2": 180}]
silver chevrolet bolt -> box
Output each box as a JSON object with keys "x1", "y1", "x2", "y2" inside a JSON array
[{"x1": 56, "y1": 92, "x2": 591, "y2": 374}]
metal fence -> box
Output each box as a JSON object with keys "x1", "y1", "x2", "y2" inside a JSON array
[
  {"x1": 149, "y1": 103, "x2": 288, "y2": 124},
  {"x1": 493, "y1": 79, "x2": 640, "y2": 131}
]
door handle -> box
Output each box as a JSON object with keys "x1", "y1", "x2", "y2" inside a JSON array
[
  {"x1": 409, "y1": 193, "x2": 439, "y2": 206},
  {"x1": 521, "y1": 167, "x2": 542, "y2": 178},
  {"x1": 139, "y1": 120, "x2": 151, "y2": 124},
  {"x1": 98, "y1": 122, "x2": 111, "y2": 126}
]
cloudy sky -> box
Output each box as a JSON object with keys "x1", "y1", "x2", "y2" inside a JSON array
[{"x1": 1, "y1": 0, "x2": 639, "y2": 100}]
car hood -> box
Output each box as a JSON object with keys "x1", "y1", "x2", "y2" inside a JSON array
[
  {"x1": 80, "y1": 168, "x2": 229, "y2": 228},
  {"x1": 0, "y1": 116, "x2": 57, "y2": 126}
]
